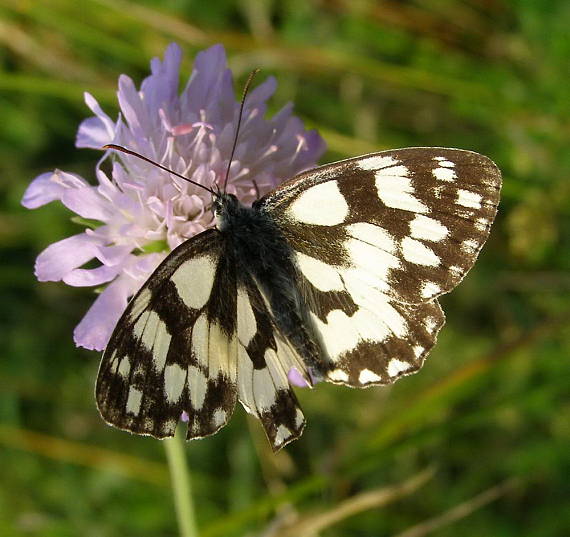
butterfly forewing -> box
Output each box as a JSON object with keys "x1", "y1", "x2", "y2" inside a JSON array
[
  {"x1": 96, "y1": 229, "x2": 239, "y2": 441},
  {"x1": 263, "y1": 147, "x2": 501, "y2": 305}
]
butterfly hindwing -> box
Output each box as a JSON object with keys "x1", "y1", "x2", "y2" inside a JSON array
[
  {"x1": 236, "y1": 274, "x2": 307, "y2": 450},
  {"x1": 300, "y1": 268, "x2": 445, "y2": 386},
  {"x1": 96, "y1": 229, "x2": 239, "y2": 440}
]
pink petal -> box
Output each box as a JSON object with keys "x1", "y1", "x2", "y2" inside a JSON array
[
  {"x1": 61, "y1": 186, "x2": 112, "y2": 221},
  {"x1": 73, "y1": 277, "x2": 132, "y2": 351},
  {"x1": 63, "y1": 264, "x2": 121, "y2": 287},
  {"x1": 22, "y1": 171, "x2": 88, "y2": 209},
  {"x1": 288, "y1": 367, "x2": 311, "y2": 388},
  {"x1": 118, "y1": 74, "x2": 146, "y2": 135},
  {"x1": 76, "y1": 92, "x2": 117, "y2": 149},
  {"x1": 182, "y1": 44, "x2": 231, "y2": 113},
  {"x1": 142, "y1": 42, "x2": 182, "y2": 114},
  {"x1": 95, "y1": 244, "x2": 132, "y2": 266},
  {"x1": 76, "y1": 117, "x2": 112, "y2": 149},
  {"x1": 35, "y1": 233, "x2": 102, "y2": 282},
  {"x1": 246, "y1": 75, "x2": 277, "y2": 108}
]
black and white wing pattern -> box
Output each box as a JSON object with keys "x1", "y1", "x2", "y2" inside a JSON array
[
  {"x1": 97, "y1": 146, "x2": 501, "y2": 451},
  {"x1": 97, "y1": 229, "x2": 240, "y2": 441},
  {"x1": 97, "y1": 233, "x2": 308, "y2": 450},
  {"x1": 260, "y1": 147, "x2": 501, "y2": 386}
]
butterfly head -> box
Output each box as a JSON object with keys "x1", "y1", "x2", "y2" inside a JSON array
[{"x1": 213, "y1": 192, "x2": 240, "y2": 232}]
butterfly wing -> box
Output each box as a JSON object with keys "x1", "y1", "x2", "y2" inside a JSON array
[
  {"x1": 259, "y1": 147, "x2": 501, "y2": 386},
  {"x1": 236, "y1": 274, "x2": 308, "y2": 450},
  {"x1": 96, "y1": 229, "x2": 240, "y2": 440},
  {"x1": 97, "y1": 228, "x2": 307, "y2": 450}
]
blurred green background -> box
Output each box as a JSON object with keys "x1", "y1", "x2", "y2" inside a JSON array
[{"x1": 1, "y1": 1, "x2": 569, "y2": 536}]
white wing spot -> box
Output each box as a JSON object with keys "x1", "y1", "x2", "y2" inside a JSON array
[
  {"x1": 450, "y1": 265, "x2": 463, "y2": 276},
  {"x1": 439, "y1": 160, "x2": 455, "y2": 168},
  {"x1": 475, "y1": 217, "x2": 489, "y2": 231},
  {"x1": 359, "y1": 369, "x2": 382, "y2": 384},
  {"x1": 126, "y1": 387, "x2": 143, "y2": 415},
  {"x1": 413, "y1": 345, "x2": 424, "y2": 358},
  {"x1": 212, "y1": 408, "x2": 227, "y2": 428},
  {"x1": 191, "y1": 314, "x2": 208, "y2": 367},
  {"x1": 410, "y1": 214, "x2": 449, "y2": 242},
  {"x1": 457, "y1": 189, "x2": 482, "y2": 209},
  {"x1": 117, "y1": 356, "x2": 131, "y2": 378},
  {"x1": 288, "y1": 181, "x2": 348, "y2": 225},
  {"x1": 295, "y1": 408, "x2": 304, "y2": 428},
  {"x1": 237, "y1": 288, "x2": 257, "y2": 346},
  {"x1": 187, "y1": 365, "x2": 207, "y2": 409},
  {"x1": 171, "y1": 256, "x2": 217, "y2": 310},
  {"x1": 346, "y1": 222, "x2": 397, "y2": 253},
  {"x1": 421, "y1": 281, "x2": 442, "y2": 298},
  {"x1": 433, "y1": 167, "x2": 456, "y2": 181},
  {"x1": 375, "y1": 172, "x2": 429, "y2": 213},
  {"x1": 164, "y1": 363, "x2": 186, "y2": 403},
  {"x1": 388, "y1": 359, "x2": 413, "y2": 377},
  {"x1": 401, "y1": 237, "x2": 440, "y2": 266},
  {"x1": 296, "y1": 252, "x2": 344, "y2": 292},
  {"x1": 461, "y1": 239, "x2": 479, "y2": 253},
  {"x1": 152, "y1": 321, "x2": 172, "y2": 372},
  {"x1": 425, "y1": 317, "x2": 438, "y2": 333},
  {"x1": 275, "y1": 425, "x2": 292, "y2": 446},
  {"x1": 311, "y1": 310, "x2": 360, "y2": 361},
  {"x1": 345, "y1": 237, "x2": 400, "y2": 283},
  {"x1": 357, "y1": 155, "x2": 399, "y2": 171},
  {"x1": 328, "y1": 369, "x2": 349, "y2": 382}
]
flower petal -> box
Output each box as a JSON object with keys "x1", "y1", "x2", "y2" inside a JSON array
[
  {"x1": 142, "y1": 42, "x2": 182, "y2": 115},
  {"x1": 22, "y1": 170, "x2": 88, "y2": 209},
  {"x1": 76, "y1": 117, "x2": 112, "y2": 149},
  {"x1": 288, "y1": 367, "x2": 311, "y2": 388},
  {"x1": 73, "y1": 277, "x2": 132, "y2": 350},
  {"x1": 182, "y1": 44, "x2": 231, "y2": 114},
  {"x1": 118, "y1": 74, "x2": 147, "y2": 136},
  {"x1": 61, "y1": 186, "x2": 112, "y2": 221},
  {"x1": 63, "y1": 264, "x2": 121, "y2": 287},
  {"x1": 95, "y1": 244, "x2": 133, "y2": 266},
  {"x1": 35, "y1": 233, "x2": 102, "y2": 282},
  {"x1": 76, "y1": 92, "x2": 117, "y2": 148}
]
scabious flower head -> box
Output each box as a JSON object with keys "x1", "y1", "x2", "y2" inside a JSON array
[{"x1": 23, "y1": 43, "x2": 325, "y2": 351}]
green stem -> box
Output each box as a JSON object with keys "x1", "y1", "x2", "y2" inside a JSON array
[{"x1": 164, "y1": 429, "x2": 199, "y2": 537}]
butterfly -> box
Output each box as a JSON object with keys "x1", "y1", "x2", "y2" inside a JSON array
[{"x1": 96, "y1": 142, "x2": 501, "y2": 451}]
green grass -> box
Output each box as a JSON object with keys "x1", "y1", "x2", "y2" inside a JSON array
[{"x1": 1, "y1": 1, "x2": 569, "y2": 536}]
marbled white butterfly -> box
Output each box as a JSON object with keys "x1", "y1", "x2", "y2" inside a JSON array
[
  {"x1": 97, "y1": 143, "x2": 501, "y2": 451},
  {"x1": 96, "y1": 76, "x2": 501, "y2": 451}
]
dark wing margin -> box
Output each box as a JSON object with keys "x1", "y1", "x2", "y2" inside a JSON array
[{"x1": 96, "y1": 229, "x2": 239, "y2": 441}]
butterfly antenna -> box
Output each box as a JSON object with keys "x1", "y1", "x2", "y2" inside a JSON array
[
  {"x1": 222, "y1": 68, "x2": 260, "y2": 194},
  {"x1": 103, "y1": 144, "x2": 216, "y2": 196}
]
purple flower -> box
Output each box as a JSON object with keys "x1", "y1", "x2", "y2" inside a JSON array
[{"x1": 23, "y1": 43, "x2": 326, "y2": 351}]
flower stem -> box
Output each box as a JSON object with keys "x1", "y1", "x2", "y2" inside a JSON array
[{"x1": 164, "y1": 429, "x2": 199, "y2": 537}]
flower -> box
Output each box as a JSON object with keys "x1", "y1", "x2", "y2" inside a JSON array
[{"x1": 22, "y1": 43, "x2": 326, "y2": 351}]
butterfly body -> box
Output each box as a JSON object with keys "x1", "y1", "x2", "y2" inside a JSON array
[
  {"x1": 214, "y1": 192, "x2": 321, "y2": 375},
  {"x1": 97, "y1": 147, "x2": 501, "y2": 450}
]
